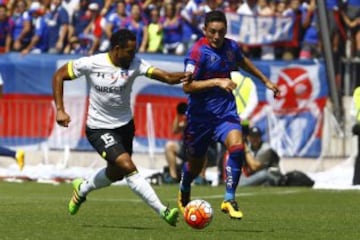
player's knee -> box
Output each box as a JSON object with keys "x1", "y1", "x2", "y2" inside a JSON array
[
  {"x1": 228, "y1": 144, "x2": 244, "y2": 154},
  {"x1": 114, "y1": 154, "x2": 136, "y2": 173},
  {"x1": 165, "y1": 141, "x2": 178, "y2": 151},
  {"x1": 105, "y1": 165, "x2": 124, "y2": 182}
]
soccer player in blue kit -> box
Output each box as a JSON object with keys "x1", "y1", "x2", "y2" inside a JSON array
[{"x1": 177, "y1": 10, "x2": 280, "y2": 219}]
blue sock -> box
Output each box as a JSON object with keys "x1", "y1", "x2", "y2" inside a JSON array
[
  {"x1": 180, "y1": 162, "x2": 196, "y2": 193},
  {"x1": 0, "y1": 146, "x2": 16, "y2": 158},
  {"x1": 224, "y1": 145, "x2": 244, "y2": 201}
]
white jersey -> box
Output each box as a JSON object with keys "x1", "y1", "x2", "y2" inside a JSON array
[{"x1": 68, "y1": 53, "x2": 151, "y2": 129}]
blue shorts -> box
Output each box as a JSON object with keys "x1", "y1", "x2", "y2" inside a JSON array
[{"x1": 183, "y1": 115, "x2": 242, "y2": 157}]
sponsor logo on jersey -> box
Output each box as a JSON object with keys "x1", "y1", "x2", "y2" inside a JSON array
[{"x1": 94, "y1": 85, "x2": 126, "y2": 93}]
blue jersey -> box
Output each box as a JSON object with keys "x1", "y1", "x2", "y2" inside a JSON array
[
  {"x1": 184, "y1": 37, "x2": 244, "y2": 122},
  {"x1": 161, "y1": 17, "x2": 183, "y2": 44},
  {"x1": 11, "y1": 11, "x2": 31, "y2": 42},
  {"x1": 34, "y1": 16, "x2": 49, "y2": 52},
  {"x1": 301, "y1": 4, "x2": 319, "y2": 44},
  {"x1": 326, "y1": 0, "x2": 339, "y2": 9},
  {"x1": 0, "y1": 17, "x2": 13, "y2": 47},
  {"x1": 347, "y1": 0, "x2": 360, "y2": 7},
  {"x1": 45, "y1": 6, "x2": 69, "y2": 49}
]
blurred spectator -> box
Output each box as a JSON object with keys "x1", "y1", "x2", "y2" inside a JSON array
[
  {"x1": 237, "y1": 0, "x2": 261, "y2": 58},
  {"x1": 299, "y1": 0, "x2": 321, "y2": 59},
  {"x1": 237, "y1": 0, "x2": 257, "y2": 15},
  {"x1": 240, "y1": 126, "x2": 282, "y2": 186},
  {"x1": 99, "y1": 0, "x2": 113, "y2": 17},
  {"x1": 325, "y1": 0, "x2": 344, "y2": 55},
  {"x1": 257, "y1": 0, "x2": 273, "y2": 15},
  {"x1": 0, "y1": 4, "x2": 13, "y2": 53},
  {"x1": 180, "y1": 0, "x2": 205, "y2": 52},
  {"x1": 161, "y1": 2, "x2": 185, "y2": 55},
  {"x1": 121, "y1": 3, "x2": 147, "y2": 49},
  {"x1": 11, "y1": 0, "x2": 32, "y2": 51},
  {"x1": 140, "y1": 0, "x2": 163, "y2": 23},
  {"x1": 65, "y1": 0, "x2": 91, "y2": 50},
  {"x1": 173, "y1": 0, "x2": 185, "y2": 16},
  {"x1": 281, "y1": 0, "x2": 302, "y2": 60},
  {"x1": 82, "y1": 2, "x2": 104, "y2": 55},
  {"x1": 274, "y1": 0, "x2": 287, "y2": 60},
  {"x1": 140, "y1": 6, "x2": 163, "y2": 53},
  {"x1": 341, "y1": 0, "x2": 360, "y2": 58},
  {"x1": 274, "y1": 0, "x2": 287, "y2": 16},
  {"x1": 325, "y1": 0, "x2": 345, "y2": 88},
  {"x1": 203, "y1": 0, "x2": 225, "y2": 12},
  {"x1": 62, "y1": 0, "x2": 80, "y2": 24},
  {"x1": 45, "y1": 0, "x2": 69, "y2": 53},
  {"x1": 21, "y1": 1, "x2": 49, "y2": 55},
  {"x1": 124, "y1": 0, "x2": 136, "y2": 16},
  {"x1": 224, "y1": 0, "x2": 241, "y2": 13},
  {"x1": 104, "y1": 0, "x2": 127, "y2": 40},
  {"x1": 41, "y1": 0, "x2": 52, "y2": 11},
  {"x1": 164, "y1": 102, "x2": 188, "y2": 183},
  {"x1": 65, "y1": 33, "x2": 91, "y2": 54},
  {"x1": 257, "y1": 0, "x2": 275, "y2": 60}
]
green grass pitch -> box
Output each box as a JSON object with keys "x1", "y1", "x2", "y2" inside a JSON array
[{"x1": 0, "y1": 181, "x2": 359, "y2": 240}]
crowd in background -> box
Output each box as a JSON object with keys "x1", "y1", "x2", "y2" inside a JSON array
[{"x1": 0, "y1": 0, "x2": 359, "y2": 60}]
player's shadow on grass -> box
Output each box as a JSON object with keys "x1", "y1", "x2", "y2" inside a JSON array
[{"x1": 82, "y1": 224, "x2": 153, "y2": 230}]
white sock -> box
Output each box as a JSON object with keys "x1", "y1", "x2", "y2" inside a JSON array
[
  {"x1": 126, "y1": 172, "x2": 166, "y2": 215},
  {"x1": 79, "y1": 167, "x2": 112, "y2": 197}
]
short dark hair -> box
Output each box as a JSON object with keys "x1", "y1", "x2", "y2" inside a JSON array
[
  {"x1": 204, "y1": 10, "x2": 227, "y2": 28},
  {"x1": 110, "y1": 29, "x2": 136, "y2": 49},
  {"x1": 176, "y1": 102, "x2": 188, "y2": 115}
]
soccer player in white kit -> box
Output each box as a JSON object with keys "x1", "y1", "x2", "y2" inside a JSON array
[{"x1": 52, "y1": 29, "x2": 192, "y2": 226}]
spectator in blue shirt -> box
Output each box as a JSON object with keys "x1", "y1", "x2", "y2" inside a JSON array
[
  {"x1": 299, "y1": 0, "x2": 321, "y2": 59},
  {"x1": 21, "y1": 2, "x2": 49, "y2": 55},
  {"x1": 64, "y1": 0, "x2": 91, "y2": 53},
  {"x1": 121, "y1": 3, "x2": 146, "y2": 49},
  {"x1": 11, "y1": 0, "x2": 32, "y2": 51},
  {"x1": 45, "y1": 0, "x2": 69, "y2": 53},
  {"x1": 104, "y1": 0, "x2": 127, "y2": 40},
  {"x1": 161, "y1": 3, "x2": 185, "y2": 55},
  {"x1": 0, "y1": 4, "x2": 13, "y2": 53}
]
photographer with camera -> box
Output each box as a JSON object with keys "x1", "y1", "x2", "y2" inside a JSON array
[{"x1": 240, "y1": 126, "x2": 282, "y2": 186}]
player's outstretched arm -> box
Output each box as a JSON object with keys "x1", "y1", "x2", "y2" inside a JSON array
[
  {"x1": 183, "y1": 78, "x2": 237, "y2": 94},
  {"x1": 239, "y1": 57, "x2": 280, "y2": 98},
  {"x1": 52, "y1": 63, "x2": 73, "y2": 127},
  {"x1": 146, "y1": 67, "x2": 192, "y2": 85}
]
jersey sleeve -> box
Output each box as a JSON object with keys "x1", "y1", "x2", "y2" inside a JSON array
[
  {"x1": 184, "y1": 44, "x2": 202, "y2": 79},
  {"x1": 67, "y1": 56, "x2": 93, "y2": 79},
  {"x1": 230, "y1": 39, "x2": 244, "y2": 63}
]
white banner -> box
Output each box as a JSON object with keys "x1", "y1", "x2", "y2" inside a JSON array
[{"x1": 225, "y1": 13, "x2": 298, "y2": 46}]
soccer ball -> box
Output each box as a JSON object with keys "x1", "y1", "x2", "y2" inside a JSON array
[{"x1": 184, "y1": 199, "x2": 213, "y2": 229}]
